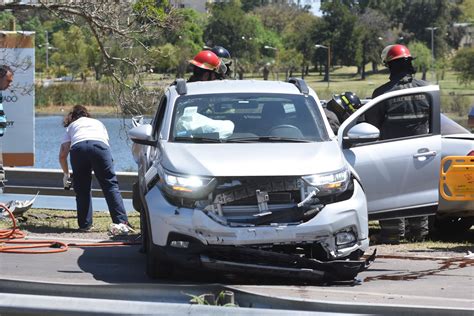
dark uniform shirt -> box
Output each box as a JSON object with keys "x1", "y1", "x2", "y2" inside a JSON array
[
  {"x1": 367, "y1": 72, "x2": 430, "y2": 139},
  {"x1": 324, "y1": 108, "x2": 340, "y2": 134}
]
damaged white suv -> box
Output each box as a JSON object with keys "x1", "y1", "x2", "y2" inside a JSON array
[{"x1": 129, "y1": 79, "x2": 372, "y2": 282}]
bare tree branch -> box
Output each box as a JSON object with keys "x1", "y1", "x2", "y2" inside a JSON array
[{"x1": 1, "y1": 0, "x2": 180, "y2": 115}]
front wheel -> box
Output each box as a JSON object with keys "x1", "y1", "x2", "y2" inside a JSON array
[{"x1": 145, "y1": 214, "x2": 172, "y2": 279}]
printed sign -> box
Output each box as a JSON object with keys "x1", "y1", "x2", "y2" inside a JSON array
[{"x1": 0, "y1": 31, "x2": 35, "y2": 166}]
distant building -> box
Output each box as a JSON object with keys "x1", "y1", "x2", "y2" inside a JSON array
[
  {"x1": 169, "y1": 0, "x2": 211, "y2": 13},
  {"x1": 458, "y1": 24, "x2": 473, "y2": 48}
]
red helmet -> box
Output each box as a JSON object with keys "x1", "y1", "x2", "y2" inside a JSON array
[
  {"x1": 381, "y1": 44, "x2": 412, "y2": 65},
  {"x1": 189, "y1": 50, "x2": 221, "y2": 71}
]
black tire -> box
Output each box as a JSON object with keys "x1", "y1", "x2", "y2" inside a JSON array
[
  {"x1": 146, "y1": 234, "x2": 172, "y2": 279},
  {"x1": 144, "y1": 211, "x2": 172, "y2": 279},
  {"x1": 433, "y1": 216, "x2": 474, "y2": 236}
]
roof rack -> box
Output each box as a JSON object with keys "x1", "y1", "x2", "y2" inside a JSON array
[
  {"x1": 173, "y1": 78, "x2": 187, "y2": 95},
  {"x1": 288, "y1": 77, "x2": 309, "y2": 95}
]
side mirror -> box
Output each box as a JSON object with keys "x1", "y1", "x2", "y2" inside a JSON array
[
  {"x1": 129, "y1": 124, "x2": 157, "y2": 146},
  {"x1": 345, "y1": 123, "x2": 380, "y2": 145}
]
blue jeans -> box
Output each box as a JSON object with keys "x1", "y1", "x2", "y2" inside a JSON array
[{"x1": 70, "y1": 140, "x2": 128, "y2": 228}]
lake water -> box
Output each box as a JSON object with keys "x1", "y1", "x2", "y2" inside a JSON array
[{"x1": 35, "y1": 115, "x2": 138, "y2": 172}]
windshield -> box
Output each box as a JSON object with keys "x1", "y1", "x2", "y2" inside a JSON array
[{"x1": 171, "y1": 93, "x2": 329, "y2": 143}]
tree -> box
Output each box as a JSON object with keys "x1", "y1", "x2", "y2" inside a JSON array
[
  {"x1": 452, "y1": 47, "x2": 474, "y2": 85},
  {"x1": 408, "y1": 41, "x2": 431, "y2": 80},
  {"x1": 252, "y1": 3, "x2": 303, "y2": 34},
  {"x1": 205, "y1": 1, "x2": 261, "y2": 60},
  {"x1": 0, "y1": 11, "x2": 18, "y2": 30},
  {"x1": 279, "y1": 48, "x2": 304, "y2": 80},
  {"x1": 357, "y1": 8, "x2": 390, "y2": 78},
  {"x1": 283, "y1": 12, "x2": 319, "y2": 78},
  {"x1": 50, "y1": 26, "x2": 88, "y2": 79},
  {"x1": 313, "y1": 0, "x2": 362, "y2": 71},
  {"x1": 241, "y1": 0, "x2": 271, "y2": 12},
  {"x1": 1, "y1": 0, "x2": 179, "y2": 115},
  {"x1": 459, "y1": 0, "x2": 474, "y2": 22}
]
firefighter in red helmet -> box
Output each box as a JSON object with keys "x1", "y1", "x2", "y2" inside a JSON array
[
  {"x1": 188, "y1": 50, "x2": 225, "y2": 82},
  {"x1": 372, "y1": 44, "x2": 427, "y2": 98},
  {"x1": 369, "y1": 44, "x2": 430, "y2": 245}
]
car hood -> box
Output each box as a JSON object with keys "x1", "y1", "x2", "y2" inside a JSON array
[{"x1": 160, "y1": 141, "x2": 346, "y2": 177}]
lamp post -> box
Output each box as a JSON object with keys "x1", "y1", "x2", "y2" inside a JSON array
[
  {"x1": 45, "y1": 30, "x2": 49, "y2": 70},
  {"x1": 315, "y1": 44, "x2": 330, "y2": 87},
  {"x1": 264, "y1": 45, "x2": 279, "y2": 80},
  {"x1": 425, "y1": 26, "x2": 438, "y2": 82}
]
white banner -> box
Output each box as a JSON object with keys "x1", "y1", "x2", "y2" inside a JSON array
[{"x1": 0, "y1": 31, "x2": 35, "y2": 166}]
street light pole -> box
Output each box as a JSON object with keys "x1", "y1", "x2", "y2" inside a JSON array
[
  {"x1": 45, "y1": 30, "x2": 49, "y2": 71},
  {"x1": 264, "y1": 45, "x2": 279, "y2": 80},
  {"x1": 315, "y1": 44, "x2": 330, "y2": 87},
  {"x1": 425, "y1": 26, "x2": 438, "y2": 82}
]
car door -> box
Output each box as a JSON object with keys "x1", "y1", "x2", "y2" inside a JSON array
[{"x1": 338, "y1": 86, "x2": 441, "y2": 219}]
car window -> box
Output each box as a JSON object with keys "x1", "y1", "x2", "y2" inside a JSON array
[
  {"x1": 364, "y1": 92, "x2": 432, "y2": 141},
  {"x1": 440, "y1": 113, "x2": 470, "y2": 135},
  {"x1": 152, "y1": 95, "x2": 167, "y2": 138},
  {"x1": 170, "y1": 93, "x2": 329, "y2": 142}
]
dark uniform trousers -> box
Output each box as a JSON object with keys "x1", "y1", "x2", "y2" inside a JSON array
[{"x1": 70, "y1": 140, "x2": 128, "y2": 229}]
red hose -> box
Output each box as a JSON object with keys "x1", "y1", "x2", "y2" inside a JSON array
[{"x1": 0, "y1": 203, "x2": 139, "y2": 254}]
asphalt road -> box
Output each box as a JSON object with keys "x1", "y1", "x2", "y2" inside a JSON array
[{"x1": 1, "y1": 237, "x2": 473, "y2": 313}]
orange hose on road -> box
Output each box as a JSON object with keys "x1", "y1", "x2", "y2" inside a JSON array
[{"x1": 0, "y1": 203, "x2": 139, "y2": 254}]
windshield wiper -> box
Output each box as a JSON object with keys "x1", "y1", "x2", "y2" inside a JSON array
[
  {"x1": 174, "y1": 136, "x2": 223, "y2": 143},
  {"x1": 226, "y1": 136, "x2": 311, "y2": 143}
]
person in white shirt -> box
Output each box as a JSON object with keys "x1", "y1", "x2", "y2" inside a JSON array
[{"x1": 58, "y1": 105, "x2": 130, "y2": 232}]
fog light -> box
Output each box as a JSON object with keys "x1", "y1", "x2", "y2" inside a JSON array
[
  {"x1": 170, "y1": 241, "x2": 190, "y2": 248},
  {"x1": 336, "y1": 231, "x2": 356, "y2": 246}
]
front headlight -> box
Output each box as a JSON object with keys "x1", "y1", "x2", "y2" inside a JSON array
[
  {"x1": 158, "y1": 168, "x2": 216, "y2": 199},
  {"x1": 302, "y1": 168, "x2": 350, "y2": 196}
]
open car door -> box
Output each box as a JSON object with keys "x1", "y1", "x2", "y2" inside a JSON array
[{"x1": 338, "y1": 86, "x2": 441, "y2": 219}]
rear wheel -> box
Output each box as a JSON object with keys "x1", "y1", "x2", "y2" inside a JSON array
[{"x1": 432, "y1": 216, "x2": 474, "y2": 237}]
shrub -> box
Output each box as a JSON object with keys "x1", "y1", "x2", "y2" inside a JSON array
[{"x1": 36, "y1": 82, "x2": 114, "y2": 108}]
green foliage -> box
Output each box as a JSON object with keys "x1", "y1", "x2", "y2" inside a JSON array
[
  {"x1": 187, "y1": 291, "x2": 238, "y2": 307},
  {"x1": 448, "y1": 94, "x2": 471, "y2": 116},
  {"x1": 357, "y1": 8, "x2": 389, "y2": 76},
  {"x1": 409, "y1": 41, "x2": 431, "y2": 75},
  {"x1": 452, "y1": 47, "x2": 474, "y2": 85},
  {"x1": 151, "y1": 43, "x2": 179, "y2": 73},
  {"x1": 315, "y1": 0, "x2": 362, "y2": 67},
  {"x1": 205, "y1": 1, "x2": 260, "y2": 59},
  {"x1": 283, "y1": 12, "x2": 319, "y2": 67},
  {"x1": 0, "y1": 11, "x2": 18, "y2": 31},
  {"x1": 133, "y1": 0, "x2": 170, "y2": 21},
  {"x1": 252, "y1": 3, "x2": 304, "y2": 34},
  {"x1": 50, "y1": 26, "x2": 89, "y2": 78},
  {"x1": 459, "y1": 0, "x2": 474, "y2": 22},
  {"x1": 36, "y1": 83, "x2": 114, "y2": 107},
  {"x1": 279, "y1": 48, "x2": 304, "y2": 77}
]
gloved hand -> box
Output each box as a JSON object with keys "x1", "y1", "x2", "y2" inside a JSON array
[{"x1": 63, "y1": 174, "x2": 72, "y2": 190}]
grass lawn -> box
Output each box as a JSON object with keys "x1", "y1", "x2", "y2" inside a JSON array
[{"x1": 0, "y1": 209, "x2": 141, "y2": 234}]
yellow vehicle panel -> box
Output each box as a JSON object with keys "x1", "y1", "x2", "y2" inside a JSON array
[{"x1": 440, "y1": 156, "x2": 474, "y2": 201}]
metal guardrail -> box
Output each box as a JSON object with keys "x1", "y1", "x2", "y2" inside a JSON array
[
  {"x1": 3, "y1": 167, "x2": 137, "y2": 199},
  {"x1": 0, "y1": 279, "x2": 470, "y2": 316}
]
